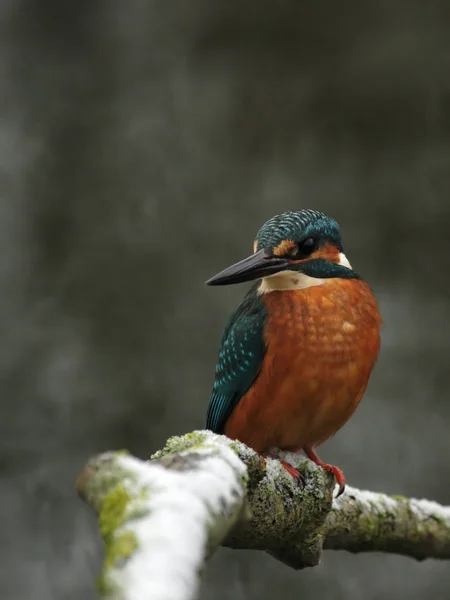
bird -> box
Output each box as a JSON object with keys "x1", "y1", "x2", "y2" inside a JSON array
[{"x1": 205, "y1": 209, "x2": 381, "y2": 495}]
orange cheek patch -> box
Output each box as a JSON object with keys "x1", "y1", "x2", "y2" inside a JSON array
[
  {"x1": 273, "y1": 239, "x2": 296, "y2": 257},
  {"x1": 312, "y1": 242, "x2": 340, "y2": 262},
  {"x1": 290, "y1": 242, "x2": 341, "y2": 265}
]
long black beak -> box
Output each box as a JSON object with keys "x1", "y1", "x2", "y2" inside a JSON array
[{"x1": 206, "y1": 249, "x2": 290, "y2": 286}]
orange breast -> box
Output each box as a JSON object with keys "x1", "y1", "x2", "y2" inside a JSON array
[{"x1": 224, "y1": 279, "x2": 381, "y2": 453}]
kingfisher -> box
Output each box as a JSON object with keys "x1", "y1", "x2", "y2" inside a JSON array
[{"x1": 205, "y1": 209, "x2": 381, "y2": 495}]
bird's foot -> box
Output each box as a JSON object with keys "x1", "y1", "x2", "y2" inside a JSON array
[
  {"x1": 261, "y1": 454, "x2": 304, "y2": 483},
  {"x1": 321, "y1": 464, "x2": 346, "y2": 497},
  {"x1": 279, "y1": 460, "x2": 303, "y2": 481},
  {"x1": 303, "y1": 446, "x2": 346, "y2": 497}
]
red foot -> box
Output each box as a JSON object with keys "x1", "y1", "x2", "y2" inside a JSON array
[
  {"x1": 280, "y1": 460, "x2": 302, "y2": 480},
  {"x1": 261, "y1": 454, "x2": 304, "y2": 483},
  {"x1": 303, "y1": 446, "x2": 346, "y2": 496}
]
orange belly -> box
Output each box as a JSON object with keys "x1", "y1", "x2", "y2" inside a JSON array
[{"x1": 224, "y1": 278, "x2": 381, "y2": 453}]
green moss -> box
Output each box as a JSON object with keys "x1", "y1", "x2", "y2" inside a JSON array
[
  {"x1": 228, "y1": 440, "x2": 242, "y2": 455},
  {"x1": 391, "y1": 495, "x2": 408, "y2": 502},
  {"x1": 99, "y1": 484, "x2": 131, "y2": 541},
  {"x1": 430, "y1": 513, "x2": 448, "y2": 527},
  {"x1": 96, "y1": 572, "x2": 116, "y2": 596},
  {"x1": 104, "y1": 531, "x2": 138, "y2": 568},
  {"x1": 115, "y1": 449, "x2": 131, "y2": 457},
  {"x1": 97, "y1": 483, "x2": 139, "y2": 595},
  {"x1": 362, "y1": 514, "x2": 379, "y2": 537},
  {"x1": 151, "y1": 431, "x2": 209, "y2": 460},
  {"x1": 239, "y1": 471, "x2": 249, "y2": 490}
]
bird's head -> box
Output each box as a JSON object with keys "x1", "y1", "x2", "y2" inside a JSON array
[{"x1": 206, "y1": 209, "x2": 359, "y2": 290}]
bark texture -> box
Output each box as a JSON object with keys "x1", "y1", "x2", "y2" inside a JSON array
[{"x1": 77, "y1": 432, "x2": 450, "y2": 599}]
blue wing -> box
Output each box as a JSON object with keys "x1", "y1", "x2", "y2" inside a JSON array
[{"x1": 206, "y1": 284, "x2": 267, "y2": 433}]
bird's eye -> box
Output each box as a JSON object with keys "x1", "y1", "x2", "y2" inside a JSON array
[{"x1": 295, "y1": 237, "x2": 317, "y2": 257}]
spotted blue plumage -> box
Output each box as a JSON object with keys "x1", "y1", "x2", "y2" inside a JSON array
[
  {"x1": 206, "y1": 209, "x2": 355, "y2": 433},
  {"x1": 206, "y1": 284, "x2": 267, "y2": 433},
  {"x1": 256, "y1": 209, "x2": 343, "y2": 252}
]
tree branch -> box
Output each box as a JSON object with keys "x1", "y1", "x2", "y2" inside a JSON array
[{"x1": 77, "y1": 431, "x2": 450, "y2": 600}]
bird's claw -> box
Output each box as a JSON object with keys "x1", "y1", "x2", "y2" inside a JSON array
[
  {"x1": 261, "y1": 454, "x2": 305, "y2": 485},
  {"x1": 279, "y1": 460, "x2": 305, "y2": 485},
  {"x1": 322, "y1": 464, "x2": 346, "y2": 497},
  {"x1": 336, "y1": 482, "x2": 346, "y2": 497},
  {"x1": 303, "y1": 447, "x2": 346, "y2": 497}
]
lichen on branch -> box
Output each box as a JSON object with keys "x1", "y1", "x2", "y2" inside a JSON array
[
  {"x1": 77, "y1": 434, "x2": 247, "y2": 600},
  {"x1": 325, "y1": 487, "x2": 450, "y2": 560},
  {"x1": 77, "y1": 431, "x2": 450, "y2": 599}
]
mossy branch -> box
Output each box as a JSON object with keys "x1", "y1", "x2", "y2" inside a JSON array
[{"x1": 77, "y1": 431, "x2": 450, "y2": 599}]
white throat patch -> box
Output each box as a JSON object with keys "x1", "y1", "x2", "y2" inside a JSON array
[
  {"x1": 259, "y1": 271, "x2": 324, "y2": 293},
  {"x1": 258, "y1": 252, "x2": 352, "y2": 293},
  {"x1": 338, "y1": 252, "x2": 352, "y2": 269}
]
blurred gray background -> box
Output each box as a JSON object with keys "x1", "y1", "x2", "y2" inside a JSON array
[{"x1": 1, "y1": 1, "x2": 450, "y2": 598}]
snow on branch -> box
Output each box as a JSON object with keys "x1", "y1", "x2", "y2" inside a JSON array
[{"x1": 76, "y1": 431, "x2": 450, "y2": 600}]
